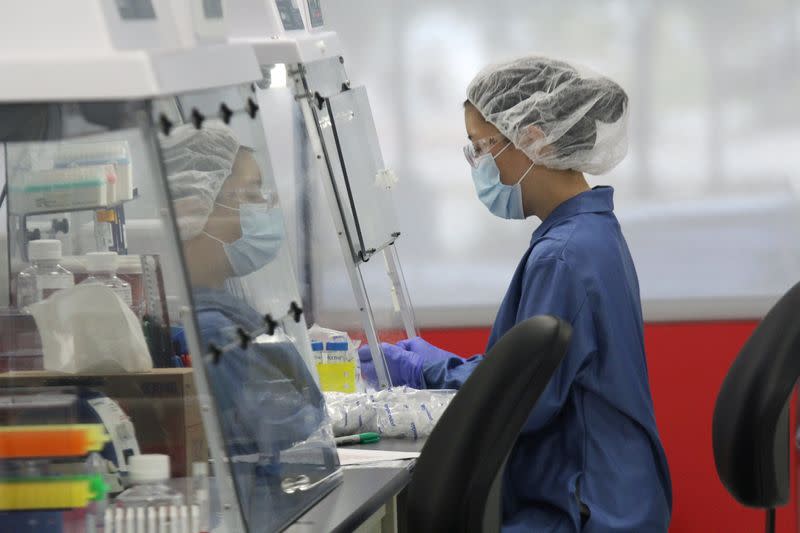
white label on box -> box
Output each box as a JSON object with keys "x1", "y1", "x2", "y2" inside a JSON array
[{"x1": 87, "y1": 396, "x2": 141, "y2": 471}]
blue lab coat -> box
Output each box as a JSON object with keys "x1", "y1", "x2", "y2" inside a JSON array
[
  {"x1": 176, "y1": 288, "x2": 330, "y2": 531},
  {"x1": 422, "y1": 187, "x2": 672, "y2": 532}
]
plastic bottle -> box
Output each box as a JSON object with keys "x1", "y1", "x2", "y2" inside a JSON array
[
  {"x1": 115, "y1": 454, "x2": 184, "y2": 509},
  {"x1": 80, "y1": 252, "x2": 133, "y2": 308},
  {"x1": 16, "y1": 239, "x2": 75, "y2": 308}
]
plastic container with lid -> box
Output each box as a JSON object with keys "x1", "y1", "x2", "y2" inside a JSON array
[
  {"x1": 9, "y1": 166, "x2": 111, "y2": 214},
  {"x1": 54, "y1": 141, "x2": 133, "y2": 202},
  {"x1": 115, "y1": 454, "x2": 184, "y2": 509},
  {"x1": 16, "y1": 240, "x2": 75, "y2": 308},
  {"x1": 79, "y1": 252, "x2": 133, "y2": 309}
]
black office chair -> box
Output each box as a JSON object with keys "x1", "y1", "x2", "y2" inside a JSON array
[
  {"x1": 404, "y1": 315, "x2": 572, "y2": 533},
  {"x1": 712, "y1": 281, "x2": 800, "y2": 533}
]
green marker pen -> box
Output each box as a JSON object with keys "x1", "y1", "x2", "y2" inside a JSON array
[{"x1": 334, "y1": 432, "x2": 381, "y2": 446}]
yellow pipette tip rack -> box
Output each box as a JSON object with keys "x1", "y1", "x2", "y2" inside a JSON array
[
  {"x1": 0, "y1": 424, "x2": 110, "y2": 459},
  {"x1": 0, "y1": 474, "x2": 108, "y2": 510}
]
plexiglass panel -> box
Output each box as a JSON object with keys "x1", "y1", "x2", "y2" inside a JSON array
[
  {"x1": 317, "y1": 87, "x2": 399, "y2": 260},
  {"x1": 0, "y1": 93, "x2": 339, "y2": 532},
  {"x1": 0, "y1": 101, "x2": 224, "y2": 530},
  {"x1": 301, "y1": 57, "x2": 350, "y2": 100},
  {"x1": 155, "y1": 84, "x2": 340, "y2": 532},
  {"x1": 262, "y1": 61, "x2": 419, "y2": 388}
]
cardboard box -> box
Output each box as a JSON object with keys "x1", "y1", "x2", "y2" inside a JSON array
[{"x1": 0, "y1": 368, "x2": 207, "y2": 477}]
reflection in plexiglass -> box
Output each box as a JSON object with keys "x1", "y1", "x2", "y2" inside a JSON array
[
  {"x1": 0, "y1": 92, "x2": 339, "y2": 532},
  {"x1": 157, "y1": 86, "x2": 340, "y2": 531}
]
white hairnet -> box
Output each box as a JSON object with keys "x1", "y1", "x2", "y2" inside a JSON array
[
  {"x1": 467, "y1": 56, "x2": 629, "y2": 175},
  {"x1": 161, "y1": 120, "x2": 240, "y2": 240}
]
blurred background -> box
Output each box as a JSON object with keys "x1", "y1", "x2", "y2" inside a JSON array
[{"x1": 321, "y1": 0, "x2": 800, "y2": 327}]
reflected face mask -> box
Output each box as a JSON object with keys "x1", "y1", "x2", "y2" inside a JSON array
[
  {"x1": 469, "y1": 142, "x2": 534, "y2": 220},
  {"x1": 205, "y1": 203, "x2": 284, "y2": 277}
]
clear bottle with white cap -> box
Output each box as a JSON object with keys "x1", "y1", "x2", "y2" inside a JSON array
[
  {"x1": 16, "y1": 239, "x2": 75, "y2": 308},
  {"x1": 115, "y1": 454, "x2": 184, "y2": 508},
  {"x1": 79, "y1": 251, "x2": 133, "y2": 308}
]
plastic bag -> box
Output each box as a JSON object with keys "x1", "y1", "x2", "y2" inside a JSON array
[
  {"x1": 324, "y1": 387, "x2": 456, "y2": 440},
  {"x1": 28, "y1": 284, "x2": 152, "y2": 373}
]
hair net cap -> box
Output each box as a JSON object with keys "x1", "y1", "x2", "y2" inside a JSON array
[
  {"x1": 467, "y1": 56, "x2": 629, "y2": 175},
  {"x1": 161, "y1": 119, "x2": 240, "y2": 240}
]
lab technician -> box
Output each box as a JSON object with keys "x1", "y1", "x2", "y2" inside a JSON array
[
  {"x1": 163, "y1": 121, "x2": 327, "y2": 529},
  {"x1": 359, "y1": 56, "x2": 672, "y2": 532}
]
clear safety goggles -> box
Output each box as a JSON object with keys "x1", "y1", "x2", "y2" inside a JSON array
[
  {"x1": 215, "y1": 187, "x2": 278, "y2": 209},
  {"x1": 463, "y1": 135, "x2": 509, "y2": 168}
]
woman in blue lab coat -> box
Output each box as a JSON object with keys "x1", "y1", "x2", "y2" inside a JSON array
[{"x1": 359, "y1": 56, "x2": 672, "y2": 532}]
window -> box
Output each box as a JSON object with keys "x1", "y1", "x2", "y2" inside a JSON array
[{"x1": 308, "y1": 1, "x2": 800, "y2": 325}]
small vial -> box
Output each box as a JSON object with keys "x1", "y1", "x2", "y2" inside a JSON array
[
  {"x1": 80, "y1": 252, "x2": 134, "y2": 309},
  {"x1": 191, "y1": 462, "x2": 209, "y2": 533},
  {"x1": 16, "y1": 239, "x2": 75, "y2": 308},
  {"x1": 115, "y1": 454, "x2": 184, "y2": 509}
]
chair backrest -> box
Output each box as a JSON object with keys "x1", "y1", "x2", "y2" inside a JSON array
[
  {"x1": 712, "y1": 281, "x2": 800, "y2": 507},
  {"x1": 404, "y1": 315, "x2": 572, "y2": 533}
]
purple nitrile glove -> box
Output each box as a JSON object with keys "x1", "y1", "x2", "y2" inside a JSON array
[
  {"x1": 396, "y1": 337, "x2": 459, "y2": 364},
  {"x1": 358, "y1": 342, "x2": 425, "y2": 389}
]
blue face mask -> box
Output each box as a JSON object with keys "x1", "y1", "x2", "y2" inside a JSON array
[
  {"x1": 470, "y1": 142, "x2": 535, "y2": 220},
  {"x1": 204, "y1": 203, "x2": 284, "y2": 277}
]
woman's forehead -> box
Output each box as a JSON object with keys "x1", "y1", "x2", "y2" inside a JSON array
[
  {"x1": 223, "y1": 151, "x2": 262, "y2": 189},
  {"x1": 464, "y1": 105, "x2": 501, "y2": 140}
]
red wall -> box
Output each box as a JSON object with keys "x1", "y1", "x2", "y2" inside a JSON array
[{"x1": 420, "y1": 322, "x2": 798, "y2": 533}]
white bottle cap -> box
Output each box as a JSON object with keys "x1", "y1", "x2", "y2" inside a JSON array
[
  {"x1": 128, "y1": 454, "x2": 170, "y2": 483},
  {"x1": 85, "y1": 251, "x2": 118, "y2": 273},
  {"x1": 28, "y1": 239, "x2": 62, "y2": 261}
]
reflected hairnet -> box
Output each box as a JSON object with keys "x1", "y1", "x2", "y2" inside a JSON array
[
  {"x1": 467, "y1": 56, "x2": 629, "y2": 175},
  {"x1": 161, "y1": 120, "x2": 240, "y2": 240}
]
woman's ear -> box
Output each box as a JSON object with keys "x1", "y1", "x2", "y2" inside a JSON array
[
  {"x1": 519, "y1": 124, "x2": 545, "y2": 147},
  {"x1": 519, "y1": 124, "x2": 553, "y2": 158},
  {"x1": 173, "y1": 196, "x2": 213, "y2": 242}
]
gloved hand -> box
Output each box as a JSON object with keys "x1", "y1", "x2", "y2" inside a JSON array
[
  {"x1": 396, "y1": 337, "x2": 458, "y2": 364},
  {"x1": 358, "y1": 337, "x2": 459, "y2": 389},
  {"x1": 358, "y1": 342, "x2": 426, "y2": 389}
]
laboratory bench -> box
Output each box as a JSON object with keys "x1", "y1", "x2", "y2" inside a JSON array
[{"x1": 285, "y1": 439, "x2": 425, "y2": 533}]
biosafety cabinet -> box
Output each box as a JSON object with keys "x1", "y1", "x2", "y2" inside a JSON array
[
  {"x1": 0, "y1": 1, "x2": 341, "y2": 531},
  {"x1": 229, "y1": 0, "x2": 419, "y2": 390}
]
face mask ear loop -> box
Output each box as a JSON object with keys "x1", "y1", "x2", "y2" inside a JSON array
[
  {"x1": 202, "y1": 231, "x2": 227, "y2": 245},
  {"x1": 516, "y1": 162, "x2": 536, "y2": 185},
  {"x1": 493, "y1": 141, "x2": 513, "y2": 160},
  {"x1": 215, "y1": 202, "x2": 240, "y2": 212}
]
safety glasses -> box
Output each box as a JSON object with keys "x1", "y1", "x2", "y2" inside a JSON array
[
  {"x1": 216, "y1": 186, "x2": 277, "y2": 208},
  {"x1": 463, "y1": 135, "x2": 508, "y2": 168}
]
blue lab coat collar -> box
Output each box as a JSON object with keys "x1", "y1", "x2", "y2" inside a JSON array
[{"x1": 531, "y1": 186, "x2": 615, "y2": 244}]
